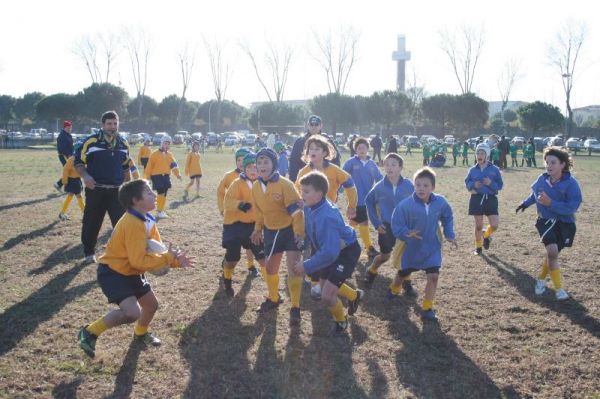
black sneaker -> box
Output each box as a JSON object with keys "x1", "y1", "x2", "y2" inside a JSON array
[
  {"x1": 248, "y1": 267, "x2": 259, "y2": 278},
  {"x1": 474, "y1": 247, "x2": 482, "y2": 256},
  {"x1": 483, "y1": 237, "x2": 491, "y2": 250},
  {"x1": 256, "y1": 297, "x2": 281, "y2": 313},
  {"x1": 363, "y1": 270, "x2": 377, "y2": 286},
  {"x1": 223, "y1": 278, "x2": 234, "y2": 297},
  {"x1": 367, "y1": 246, "x2": 379, "y2": 259},
  {"x1": 331, "y1": 318, "x2": 349, "y2": 335},
  {"x1": 402, "y1": 281, "x2": 418, "y2": 298},
  {"x1": 78, "y1": 326, "x2": 97, "y2": 358},
  {"x1": 289, "y1": 307, "x2": 301, "y2": 326},
  {"x1": 347, "y1": 289, "x2": 364, "y2": 316},
  {"x1": 134, "y1": 332, "x2": 162, "y2": 347}
]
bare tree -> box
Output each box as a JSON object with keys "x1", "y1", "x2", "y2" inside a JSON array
[
  {"x1": 310, "y1": 27, "x2": 359, "y2": 94},
  {"x1": 72, "y1": 35, "x2": 102, "y2": 84},
  {"x1": 547, "y1": 19, "x2": 587, "y2": 137},
  {"x1": 122, "y1": 27, "x2": 151, "y2": 128},
  {"x1": 405, "y1": 67, "x2": 426, "y2": 131},
  {"x1": 497, "y1": 58, "x2": 523, "y2": 133},
  {"x1": 175, "y1": 43, "x2": 196, "y2": 130},
  {"x1": 240, "y1": 39, "x2": 293, "y2": 102},
  {"x1": 99, "y1": 33, "x2": 120, "y2": 83},
  {"x1": 204, "y1": 37, "x2": 233, "y2": 132},
  {"x1": 439, "y1": 24, "x2": 484, "y2": 94}
]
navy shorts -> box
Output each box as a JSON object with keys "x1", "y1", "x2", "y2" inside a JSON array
[
  {"x1": 264, "y1": 225, "x2": 302, "y2": 256},
  {"x1": 316, "y1": 240, "x2": 360, "y2": 287},
  {"x1": 64, "y1": 177, "x2": 82, "y2": 195},
  {"x1": 189, "y1": 174, "x2": 202, "y2": 180},
  {"x1": 352, "y1": 205, "x2": 368, "y2": 224},
  {"x1": 151, "y1": 174, "x2": 171, "y2": 194},
  {"x1": 97, "y1": 263, "x2": 151, "y2": 305},
  {"x1": 535, "y1": 218, "x2": 576, "y2": 252},
  {"x1": 222, "y1": 222, "x2": 265, "y2": 262},
  {"x1": 468, "y1": 194, "x2": 499, "y2": 216},
  {"x1": 398, "y1": 266, "x2": 440, "y2": 277},
  {"x1": 378, "y1": 222, "x2": 396, "y2": 254},
  {"x1": 140, "y1": 158, "x2": 148, "y2": 168}
]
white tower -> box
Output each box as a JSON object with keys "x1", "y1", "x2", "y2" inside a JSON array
[{"x1": 391, "y1": 35, "x2": 411, "y2": 92}]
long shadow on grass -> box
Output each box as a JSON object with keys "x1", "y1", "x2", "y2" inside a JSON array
[
  {"x1": 107, "y1": 340, "x2": 144, "y2": 399},
  {"x1": 0, "y1": 193, "x2": 60, "y2": 212},
  {"x1": 359, "y1": 270, "x2": 510, "y2": 398},
  {"x1": 1, "y1": 221, "x2": 59, "y2": 252},
  {"x1": 179, "y1": 275, "x2": 255, "y2": 398},
  {"x1": 0, "y1": 262, "x2": 95, "y2": 357},
  {"x1": 52, "y1": 377, "x2": 82, "y2": 398},
  {"x1": 483, "y1": 254, "x2": 600, "y2": 340}
]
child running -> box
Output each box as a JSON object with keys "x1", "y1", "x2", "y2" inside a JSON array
[
  {"x1": 222, "y1": 153, "x2": 267, "y2": 296},
  {"x1": 390, "y1": 167, "x2": 456, "y2": 320},
  {"x1": 58, "y1": 149, "x2": 86, "y2": 221},
  {"x1": 465, "y1": 143, "x2": 504, "y2": 255},
  {"x1": 144, "y1": 136, "x2": 181, "y2": 219},
  {"x1": 462, "y1": 140, "x2": 470, "y2": 166},
  {"x1": 217, "y1": 147, "x2": 259, "y2": 277},
  {"x1": 292, "y1": 171, "x2": 363, "y2": 334},
  {"x1": 342, "y1": 137, "x2": 383, "y2": 258},
  {"x1": 516, "y1": 147, "x2": 582, "y2": 300},
  {"x1": 137, "y1": 138, "x2": 152, "y2": 170},
  {"x1": 77, "y1": 179, "x2": 194, "y2": 358},
  {"x1": 183, "y1": 141, "x2": 203, "y2": 201},
  {"x1": 363, "y1": 153, "x2": 416, "y2": 297},
  {"x1": 250, "y1": 148, "x2": 305, "y2": 324}
]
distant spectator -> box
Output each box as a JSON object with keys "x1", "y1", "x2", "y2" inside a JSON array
[
  {"x1": 53, "y1": 120, "x2": 74, "y2": 192},
  {"x1": 371, "y1": 133, "x2": 383, "y2": 164},
  {"x1": 386, "y1": 135, "x2": 398, "y2": 154}
]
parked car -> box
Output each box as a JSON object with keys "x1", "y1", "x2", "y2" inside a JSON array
[
  {"x1": 173, "y1": 134, "x2": 185, "y2": 145},
  {"x1": 244, "y1": 133, "x2": 257, "y2": 145},
  {"x1": 206, "y1": 132, "x2": 219, "y2": 146},
  {"x1": 335, "y1": 133, "x2": 345, "y2": 145},
  {"x1": 419, "y1": 135, "x2": 436, "y2": 144},
  {"x1": 224, "y1": 134, "x2": 240, "y2": 146},
  {"x1": 511, "y1": 136, "x2": 526, "y2": 148},
  {"x1": 566, "y1": 138, "x2": 584, "y2": 151},
  {"x1": 127, "y1": 133, "x2": 143, "y2": 145},
  {"x1": 533, "y1": 137, "x2": 545, "y2": 152},
  {"x1": 583, "y1": 139, "x2": 600, "y2": 153},
  {"x1": 152, "y1": 132, "x2": 170, "y2": 145},
  {"x1": 548, "y1": 136, "x2": 565, "y2": 147},
  {"x1": 191, "y1": 132, "x2": 203, "y2": 142},
  {"x1": 443, "y1": 135, "x2": 455, "y2": 145}
]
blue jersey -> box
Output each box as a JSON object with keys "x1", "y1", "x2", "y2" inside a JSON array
[
  {"x1": 343, "y1": 156, "x2": 383, "y2": 206},
  {"x1": 520, "y1": 172, "x2": 582, "y2": 223},
  {"x1": 465, "y1": 162, "x2": 503, "y2": 195},
  {"x1": 303, "y1": 198, "x2": 357, "y2": 274},
  {"x1": 278, "y1": 151, "x2": 289, "y2": 177},
  {"x1": 391, "y1": 193, "x2": 455, "y2": 269},
  {"x1": 365, "y1": 176, "x2": 414, "y2": 228}
]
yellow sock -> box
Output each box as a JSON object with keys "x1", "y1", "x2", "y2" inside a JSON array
[
  {"x1": 76, "y1": 196, "x2": 85, "y2": 212},
  {"x1": 60, "y1": 194, "x2": 74, "y2": 214},
  {"x1": 223, "y1": 267, "x2": 233, "y2": 280},
  {"x1": 288, "y1": 276, "x2": 302, "y2": 308},
  {"x1": 483, "y1": 225, "x2": 497, "y2": 238},
  {"x1": 538, "y1": 258, "x2": 549, "y2": 280},
  {"x1": 550, "y1": 269, "x2": 562, "y2": 289},
  {"x1": 157, "y1": 194, "x2": 166, "y2": 211},
  {"x1": 422, "y1": 299, "x2": 434, "y2": 311},
  {"x1": 260, "y1": 265, "x2": 267, "y2": 277},
  {"x1": 358, "y1": 224, "x2": 372, "y2": 248},
  {"x1": 390, "y1": 282, "x2": 401, "y2": 295},
  {"x1": 134, "y1": 322, "x2": 148, "y2": 336},
  {"x1": 475, "y1": 239, "x2": 483, "y2": 249},
  {"x1": 86, "y1": 317, "x2": 108, "y2": 337},
  {"x1": 266, "y1": 273, "x2": 280, "y2": 302},
  {"x1": 338, "y1": 283, "x2": 357, "y2": 301},
  {"x1": 329, "y1": 298, "x2": 346, "y2": 322}
]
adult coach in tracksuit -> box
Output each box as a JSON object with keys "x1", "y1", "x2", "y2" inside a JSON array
[
  {"x1": 288, "y1": 115, "x2": 341, "y2": 182},
  {"x1": 75, "y1": 110, "x2": 137, "y2": 264},
  {"x1": 54, "y1": 121, "x2": 74, "y2": 191}
]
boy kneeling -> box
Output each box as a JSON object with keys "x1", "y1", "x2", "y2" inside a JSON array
[{"x1": 292, "y1": 171, "x2": 363, "y2": 334}]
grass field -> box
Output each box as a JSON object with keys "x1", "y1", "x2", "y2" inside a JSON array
[{"x1": 0, "y1": 146, "x2": 599, "y2": 398}]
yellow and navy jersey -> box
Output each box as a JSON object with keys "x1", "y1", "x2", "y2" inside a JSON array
[
  {"x1": 62, "y1": 156, "x2": 81, "y2": 185},
  {"x1": 137, "y1": 145, "x2": 152, "y2": 164},
  {"x1": 144, "y1": 149, "x2": 181, "y2": 179},
  {"x1": 98, "y1": 210, "x2": 180, "y2": 276},
  {"x1": 295, "y1": 161, "x2": 358, "y2": 208},
  {"x1": 217, "y1": 169, "x2": 241, "y2": 214},
  {"x1": 252, "y1": 174, "x2": 304, "y2": 236},
  {"x1": 74, "y1": 130, "x2": 132, "y2": 186},
  {"x1": 185, "y1": 152, "x2": 203, "y2": 177},
  {"x1": 223, "y1": 175, "x2": 258, "y2": 224},
  {"x1": 127, "y1": 158, "x2": 140, "y2": 180}
]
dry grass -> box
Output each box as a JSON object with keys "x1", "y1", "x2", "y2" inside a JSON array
[{"x1": 0, "y1": 147, "x2": 599, "y2": 398}]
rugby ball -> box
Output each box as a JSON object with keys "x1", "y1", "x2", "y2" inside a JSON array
[{"x1": 146, "y1": 239, "x2": 170, "y2": 276}]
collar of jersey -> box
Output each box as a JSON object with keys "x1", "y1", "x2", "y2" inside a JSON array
[
  {"x1": 128, "y1": 208, "x2": 155, "y2": 222},
  {"x1": 309, "y1": 197, "x2": 327, "y2": 211},
  {"x1": 259, "y1": 172, "x2": 280, "y2": 185}
]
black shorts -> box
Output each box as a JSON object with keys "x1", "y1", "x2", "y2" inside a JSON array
[
  {"x1": 264, "y1": 225, "x2": 302, "y2": 256},
  {"x1": 378, "y1": 222, "x2": 396, "y2": 254},
  {"x1": 316, "y1": 241, "x2": 360, "y2": 287},
  {"x1": 140, "y1": 158, "x2": 148, "y2": 168},
  {"x1": 97, "y1": 263, "x2": 151, "y2": 305},
  {"x1": 189, "y1": 174, "x2": 202, "y2": 180},
  {"x1": 352, "y1": 205, "x2": 368, "y2": 224},
  {"x1": 398, "y1": 266, "x2": 440, "y2": 277},
  {"x1": 151, "y1": 174, "x2": 171, "y2": 194},
  {"x1": 222, "y1": 222, "x2": 265, "y2": 262},
  {"x1": 535, "y1": 218, "x2": 576, "y2": 252},
  {"x1": 468, "y1": 194, "x2": 499, "y2": 216},
  {"x1": 64, "y1": 177, "x2": 82, "y2": 195}
]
